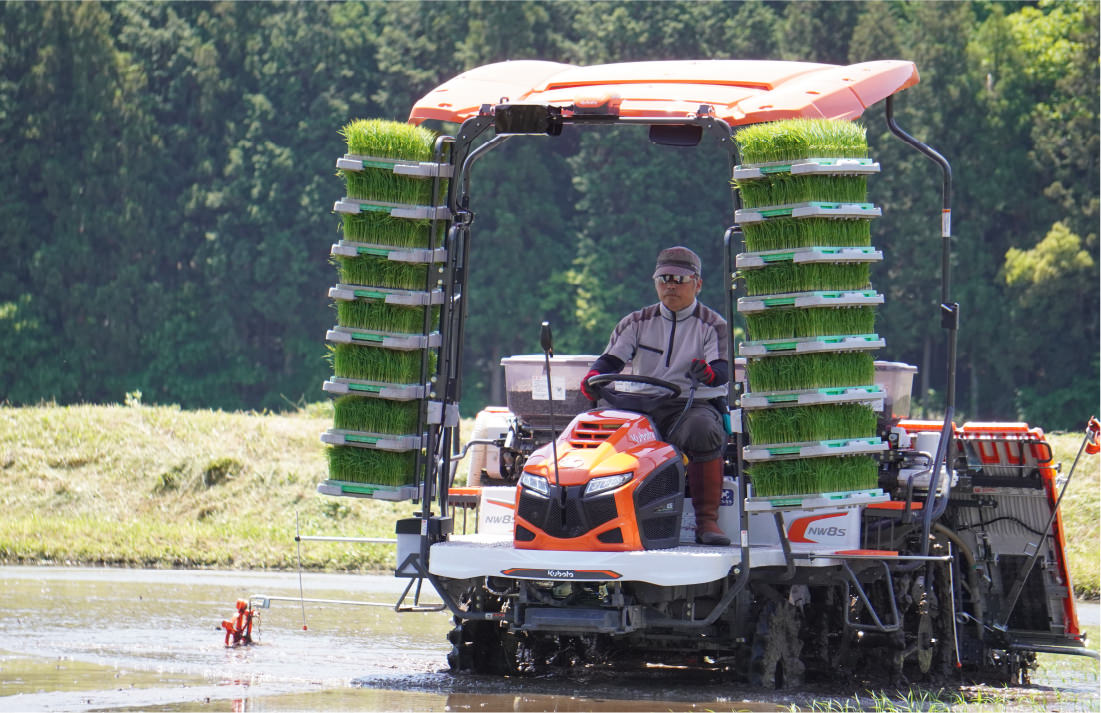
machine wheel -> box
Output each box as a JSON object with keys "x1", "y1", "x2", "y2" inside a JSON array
[
  {"x1": 915, "y1": 610, "x2": 935, "y2": 674},
  {"x1": 748, "y1": 595, "x2": 806, "y2": 689},
  {"x1": 447, "y1": 615, "x2": 522, "y2": 675},
  {"x1": 446, "y1": 588, "x2": 522, "y2": 675}
]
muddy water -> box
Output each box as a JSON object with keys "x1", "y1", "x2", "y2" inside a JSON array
[{"x1": 0, "y1": 567, "x2": 1097, "y2": 712}]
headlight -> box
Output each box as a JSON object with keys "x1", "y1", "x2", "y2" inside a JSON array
[
  {"x1": 520, "y1": 472, "x2": 549, "y2": 496},
  {"x1": 584, "y1": 472, "x2": 632, "y2": 496}
]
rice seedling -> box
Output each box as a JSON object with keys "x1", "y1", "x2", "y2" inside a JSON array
[
  {"x1": 741, "y1": 217, "x2": 872, "y2": 252},
  {"x1": 329, "y1": 343, "x2": 438, "y2": 385},
  {"x1": 746, "y1": 403, "x2": 878, "y2": 444},
  {"x1": 332, "y1": 395, "x2": 422, "y2": 435},
  {"x1": 334, "y1": 255, "x2": 434, "y2": 291},
  {"x1": 741, "y1": 262, "x2": 871, "y2": 296},
  {"x1": 749, "y1": 455, "x2": 878, "y2": 497},
  {"x1": 745, "y1": 305, "x2": 876, "y2": 341},
  {"x1": 335, "y1": 300, "x2": 441, "y2": 335},
  {"x1": 735, "y1": 118, "x2": 868, "y2": 165},
  {"x1": 327, "y1": 445, "x2": 417, "y2": 486},
  {"x1": 736, "y1": 174, "x2": 868, "y2": 208},
  {"x1": 342, "y1": 167, "x2": 439, "y2": 206},
  {"x1": 747, "y1": 352, "x2": 876, "y2": 392},
  {"x1": 341, "y1": 211, "x2": 433, "y2": 248},
  {"x1": 340, "y1": 118, "x2": 437, "y2": 161}
]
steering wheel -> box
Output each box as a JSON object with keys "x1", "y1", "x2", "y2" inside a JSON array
[{"x1": 584, "y1": 373, "x2": 681, "y2": 413}]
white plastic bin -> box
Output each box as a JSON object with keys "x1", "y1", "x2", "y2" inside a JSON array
[
  {"x1": 874, "y1": 361, "x2": 918, "y2": 419},
  {"x1": 501, "y1": 354, "x2": 599, "y2": 429}
]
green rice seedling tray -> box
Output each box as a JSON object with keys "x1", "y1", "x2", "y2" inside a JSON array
[
  {"x1": 334, "y1": 197, "x2": 451, "y2": 222},
  {"x1": 747, "y1": 455, "x2": 880, "y2": 498},
  {"x1": 741, "y1": 217, "x2": 872, "y2": 252},
  {"x1": 326, "y1": 326, "x2": 441, "y2": 351},
  {"x1": 334, "y1": 254, "x2": 434, "y2": 290},
  {"x1": 329, "y1": 342, "x2": 436, "y2": 384},
  {"x1": 741, "y1": 385, "x2": 885, "y2": 410},
  {"x1": 329, "y1": 283, "x2": 445, "y2": 306},
  {"x1": 744, "y1": 305, "x2": 876, "y2": 341},
  {"x1": 744, "y1": 487, "x2": 887, "y2": 512},
  {"x1": 736, "y1": 202, "x2": 881, "y2": 225},
  {"x1": 736, "y1": 246, "x2": 882, "y2": 269},
  {"x1": 336, "y1": 154, "x2": 454, "y2": 178},
  {"x1": 325, "y1": 442, "x2": 418, "y2": 487},
  {"x1": 733, "y1": 157, "x2": 880, "y2": 180},
  {"x1": 740, "y1": 261, "x2": 871, "y2": 296},
  {"x1": 323, "y1": 377, "x2": 429, "y2": 401},
  {"x1": 340, "y1": 210, "x2": 435, "y2": 248},
  {"x1": 735, "y1": 174, "x2": 868, "y2": 209},
  {"x1": 742, "y1": 437, "x2": 887, "y2": 462},
  {"x1": 317, "y1": 480, "x2": 419, "y2": 501},
  {"x1": 331, "y1": 240, "x2": 446, "y2": 264},
  {"x1": 734, "y1": 119, "x2": 869, "y2": 165},
  {"x1": 746, "y1": 352, "x2": 875, "y2": 393},
  {"x1": 739, "y1": 333, "x2": 884, "y2": 357},
  {"x1": 333, "y1": 393, "x2": 421, "y2": 434},
  {"x1": 738, "y1": 290, "x2": 882, "y2": 314},
  {"x1": 336, "y1": 300, "x2": 441, "y2": 335},
  {"x1": 746, "y1": 402, "x2": 877, "y2": 444},
  {"x1": 321, "y1": 428, "x2": 426, "y2": 452}
]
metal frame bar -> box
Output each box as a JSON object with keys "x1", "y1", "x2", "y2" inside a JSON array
[{"x1": 885, "y1": 95, "x2": 957, "y2": 556}]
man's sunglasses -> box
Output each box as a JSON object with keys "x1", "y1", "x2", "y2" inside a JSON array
[{"x1": 655, "y1": 274, "x2": 694, "y2": 285}]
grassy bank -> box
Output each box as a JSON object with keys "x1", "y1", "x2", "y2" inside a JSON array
[{"x1": 0, "y1": 403, "x2": 1097, "y2": 596}]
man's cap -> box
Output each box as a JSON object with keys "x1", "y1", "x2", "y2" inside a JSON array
[{"x1": 653, "y1": 246, "x2": 701, "y2": 278}]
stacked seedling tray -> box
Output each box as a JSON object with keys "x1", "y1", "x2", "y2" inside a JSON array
[
  {"x1": 319, "y1": 119, "x2": 451, "y2": 501},
  {"x1": 733, "y1": 119, "x2": 888, "y2": 501}
]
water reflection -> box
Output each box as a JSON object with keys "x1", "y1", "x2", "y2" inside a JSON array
[{"x1": 0, "y1": 567, "x2": 1096, "y2": 713}]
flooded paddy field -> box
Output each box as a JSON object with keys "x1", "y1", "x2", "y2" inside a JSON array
[{"x1": 0, "y1": 567, "x2": 1096, "y2": 712}]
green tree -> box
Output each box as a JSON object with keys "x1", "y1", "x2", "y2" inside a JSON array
[
  {"x1": 0, "y1": 2, "x2": 154, "y2": 403},
  {"x1": 1003, "y1": 222, "x2": 1098, "y2": 427}
]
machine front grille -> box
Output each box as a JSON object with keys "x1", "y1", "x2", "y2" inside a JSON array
[
  {"x1": 586, "y1": 494, "x2": 618, "y2": 527},
  {"x1": 517, "y1": 490, "x2": 549, "y2": 525},
  {"x1": 518, "y1": 485, "x2": 619, "y2": 539},
  {"x1": 569, "y1": 420, "x2": 626, "y2": 448},
  {"x1": 636, "y1": 462, "x2": 681, "y2": 506},
  {"x1": 642, "y1": 516, "x2": 677, "y2": 541}
]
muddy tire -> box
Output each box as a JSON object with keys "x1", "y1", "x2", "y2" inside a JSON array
[
  {"x1": 446, "y1": 587, "x2": 522, "y2": 675},
  {"x1": 748, "y1": 597, "x2": 806, "y2": 689}
]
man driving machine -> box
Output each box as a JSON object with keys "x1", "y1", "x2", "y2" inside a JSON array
[{"x1": 581, "y1": 246, "x2": 731, "y2": 546}]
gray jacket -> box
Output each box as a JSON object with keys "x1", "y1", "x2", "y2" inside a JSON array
[{"x1": 598, "y1": 299, "x2": 729, "y2": 400}]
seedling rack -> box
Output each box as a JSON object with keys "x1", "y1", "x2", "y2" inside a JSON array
[
  {"x1": 329, "y1": 284, "x2": 446, "y2": 306},
  {"x1": 740, "y1": 384, "x2": 885, "y2": 410},
  {"x1": 739, "y1": 333, "x2": 885, "y2": 356},
  {"x1": 322, "y1": 377, "x2": 430, "y2": 401},
  {"x1": 737, "y1": 289, "x2": 882, "y2": 314},
  {"x1": 735, "y1": 201, "x2": 881, "y2": 224},
  {"x1": 319, "y1": 127, "x2": 454, "y2": 499},
  {"x1": 733, "y1": 157, "x2": 880, "y2": 181},
  {"x1": 736, "y1": 246, "x2": 882, "y2": 269}
]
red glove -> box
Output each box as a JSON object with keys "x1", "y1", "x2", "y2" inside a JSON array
[
  {"x1": 580, "y1": 369, "x2": 600, "y2": 401},
  {"x1": 688, "y1": 359, "x2": 716, "y2": 386}
]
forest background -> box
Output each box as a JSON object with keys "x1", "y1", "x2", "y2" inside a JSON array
[{"x1": 1, "y1": 0, "x2": 1097, "y2": 429}]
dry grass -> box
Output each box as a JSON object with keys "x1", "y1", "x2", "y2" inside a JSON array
[{"x1": 0, "y1": 402, "x2": 419, "y2": 571}]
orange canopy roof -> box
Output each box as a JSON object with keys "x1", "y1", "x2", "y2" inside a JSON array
[{"x1": 409, "y1": 59, "x2": 919, "y2": 127}]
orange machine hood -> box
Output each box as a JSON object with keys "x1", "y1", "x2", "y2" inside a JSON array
[{"x1": 409, "y1": 59, "x2": 918, "y2": 127}]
